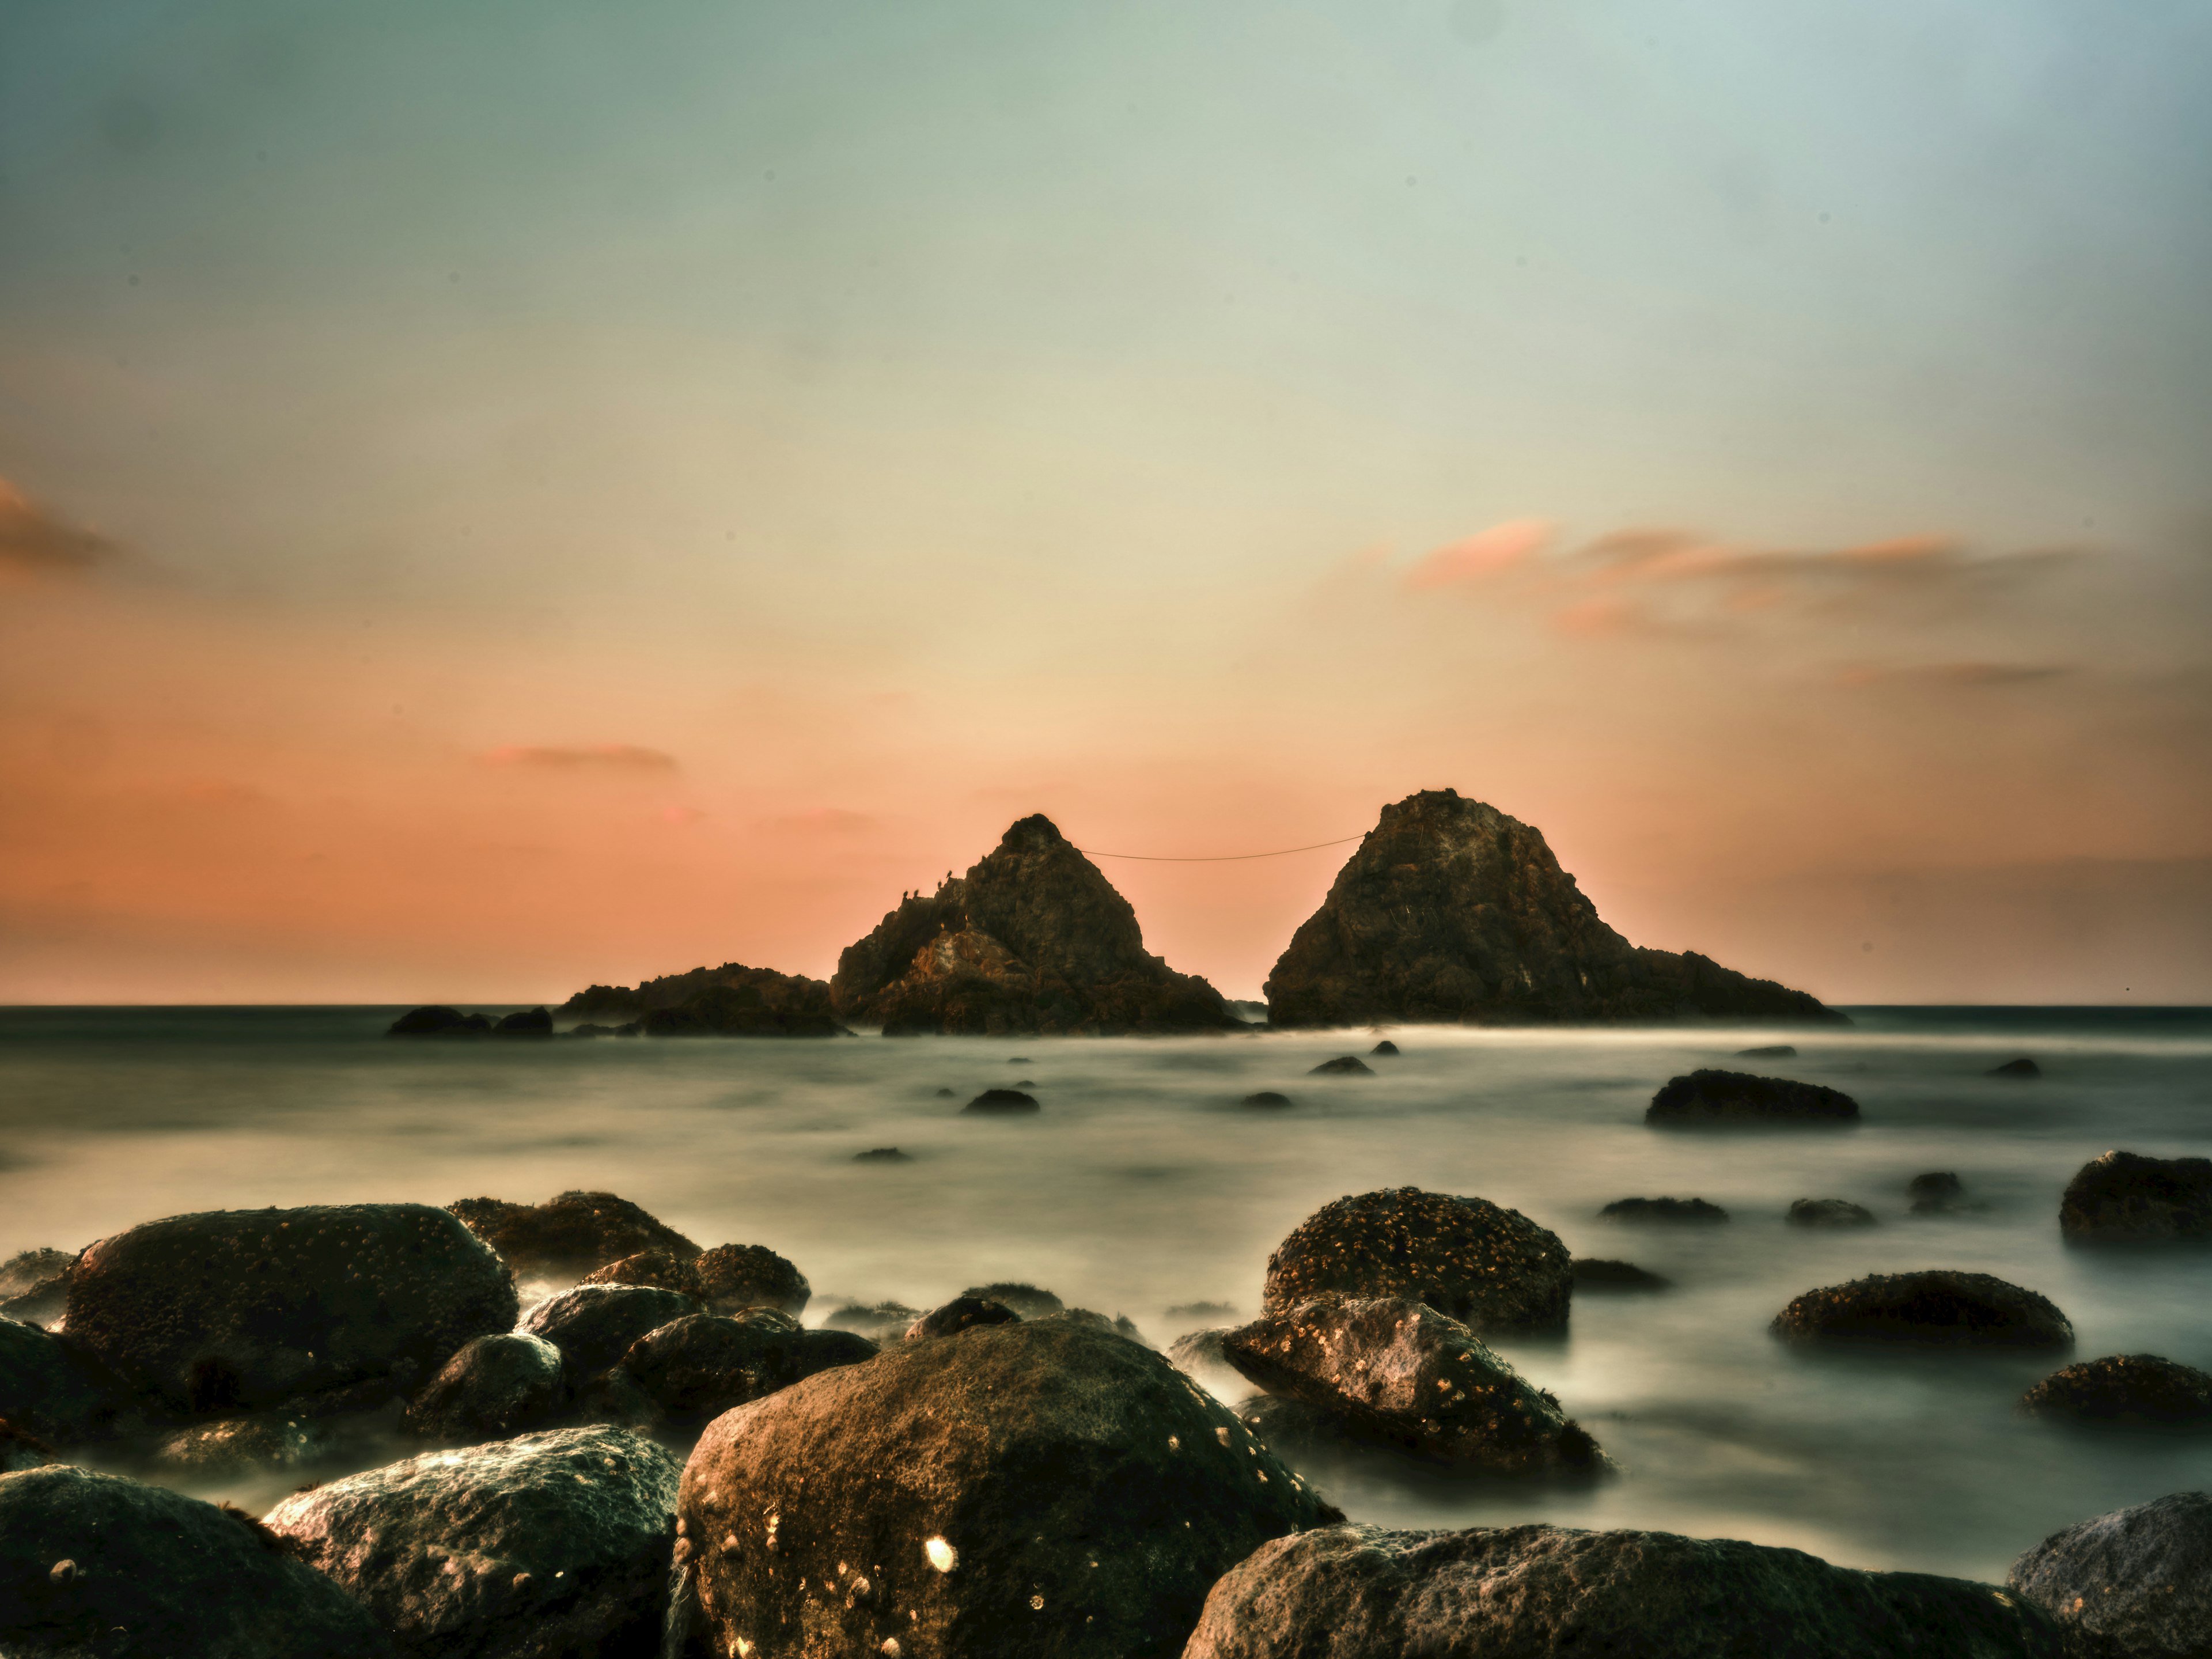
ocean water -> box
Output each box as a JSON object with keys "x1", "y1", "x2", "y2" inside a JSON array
[{"x1": 3, "y1": 1004, "x2": 2210, "y2": 1584}]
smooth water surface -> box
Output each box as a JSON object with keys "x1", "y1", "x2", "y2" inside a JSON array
[{"x1": 3, "y1": 1005, "x2": 2209, "y2": 1581}]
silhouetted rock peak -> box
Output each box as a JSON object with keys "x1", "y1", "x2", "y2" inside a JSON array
[
  {"x1": 1264, "y1": 789, "x2": 1841, "y2": 1028},
  {"x1": 831, "y1": 815, "x2": 1237, "y2": 1035}
]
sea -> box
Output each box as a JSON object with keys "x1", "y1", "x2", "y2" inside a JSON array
[{"x1": 3, "y1": 1003, "x2": 2209, "y2": 1585}]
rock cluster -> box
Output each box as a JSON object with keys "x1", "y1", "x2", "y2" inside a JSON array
[{"x1": 558, "y1": 961, "x2": 845, "y2": 1036}]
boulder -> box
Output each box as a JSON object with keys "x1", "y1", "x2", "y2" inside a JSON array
[
  {"x1": 0, "y1": 1465, "x2": 393, "y2": 1658},
  {"x1": 264, "y1": 1425, "x2": 683, "y2": 1659},
  {"x1": 2020, "y1": 1355, "x2": 2212, "y2": 1429},
  {"x1": 905, "y1": 1296, "x2": 1022, "y2": 1341},
  {"x1": 695, "y1": 1244, "x2": 810, "y2": 1316},
  {"x1": 1771, "y1": 1271, "x2": 2073, "y2": 1350},
  {"x1": 2009, "y1": 1491, "x2": 2212, "y2": 1659},
  {"x1": 0, "y1": 1252, "x2": 73, "y2": 1303},
  {"x1": 1572, "y1": 1259, "x2": 1671, "y2": 1292},
  {"x1": 65, "y1": 1204, "x2": 516, "y2": 1416},
  {"x1": 960, "y1": 1282, "x2": 1063, "y2": 1318},
  {"x1": 1988, "y1": 1057, "x2": 2041, "y2": 1078},
  {"x1": 853, "y1": 1146, "x2": 912, "y2": 1162},
  {"x1": 560, "y1": 961, "x2": 844, "y2": 1036},
  {"x1": 581, "y1": 1247, "x2": 702, "y2": 1296},
  {"x1": 619, "y1": 1313, "x2": 874, "y2": 1425},
  {"x1": 1647, "y1": 1070, "x2": 1860, "y2": 1126},
  {"x1": 1220, "y1": 1296, "x2": 1604, "y2": 1475},
  {"x1": 386, "y1": 1005, "x2": 490, "y2": 1037},
  {"x1": 1243, "y1": 1091, "x2": 1292, "y2": 1108},
  {"x1": 0, "y1": 1318, "x2": 113, "y2": 1444},
  {"x1": 448, "y1": 1190, "x2": 700, "y2": 1279},
  {"x1": 1601, "y1": 1197, "x2": 1729, "y2": 1225},
  {"x1": 1185, "y1": 1522, "x2": 2063, "y2": 1658},
  {"x1": 490, "y1": 1006, "x2": 553, "y2": 1037},
  {"x1": 1262, "y1": 790, "x2": 1841, "y2": 1028},
  {"x1": 1264, "y1": 1187, "x2": 1572, "y2": 1334},
  {"x1": 964, "y1": 1088, "x2": 1039, "y2": 1113},
  {"x1": 2060, "y1": 1152, "x2": 2212, "y2": 1242},
  {"x1": 1168, "y1": 1327, "x2": 1233, "y2": 1376},
  {"x1": 1310, "y1": 1055, "x2": 1373, "y2": 1075},
  {"x1": 672, "y1": 1317, "x2": 1337, "y2": 1659},
  {"x1": 1789, "y1": 1198, "x2": 1878, "y2": 1228},
  {"x1": 824, "y1": 1301, "x2": 921, "y2": 1342},
  {"x1": 404, "y1": 1332, "x2": 567, "y2": 1444},
  {"x1": 829, "y1": 815, "x2": 1240, "y2": 1035},
  {"x1": 520, "y1": 1285, "x2": 699, "y2": 1380},
  {"x1": 1908, "y1": 1172, "x2": 1967, "y2": 1211}
]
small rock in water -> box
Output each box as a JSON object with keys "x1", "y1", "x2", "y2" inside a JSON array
[
  {"x1": 1787, "y1": 1198, "x2": 1877, "y2": 1229},
  {"x1": 2019, "y1": 1353, "x2": 2212, "y2": 1428},
  {"x1": 1572, "y1": 1259, "x2": 1671, "y2": 1292},
  {"x1": 1242, "y1": 1090, "x2": 1293, "y2": 1108},
  {"x1": 695, "y1": 1241, "x2": 812, "y2": 1316},
  {"x1": 933, "y1": 1086, "x2": 955, "y2": 1097},
  {"x1": 1601, "y1": 1196, "x2": 1730, "y2": 1225},
  {"x1": 1735, "y1": 1044, "x2": 1798, "y2": 1058},
  {"x1": 387, "y1": 1004, "x2": 491, "y2": 1036},
  {"x1": 1008, "y1": 1056, "x2": 1032, "y2": 1063},
  {"x1": 1309, "y1": 1055, "x2": 1373, "y2": 1075},
  {"x1": 2060, "y1": 1150, "x2": 2212, "y2": 1241},
  {"x1": 1987, "y1": 1056, "x2": 2040, "y2": 1078},
  {"x1": 1647, "y1": 1070, "x2": 1859, "y2": 1126},
  {"x1": 905, "y1": 1295, "x2": 1021, "y2": 1341},
  {"x1": 960, "y1": 1282, "x2": 1063, "y2": 1318},
  {"x1": 1369, "y1": 1040, "x2": 1400, "y2": 1056},
  {"x1": 964, "y1": 1088, "x2": 1040, "y2": 1113},
  {"x1": 853, "y1": 1146, "x2": 912, "y2": 1162},
  {"x1": 825, "y1": 1300, "x2": 921, "y2": 1342},
  {"x1": 1771, "y1": 1270, "x2": 2073, "y2": 1349},
  {"x1": 1906, "y1": 1171, "x2": 1967, "y2": 1212},
  {"x1": 2009, "y1": 1491, "x2": 2212, "y2": 1658}
]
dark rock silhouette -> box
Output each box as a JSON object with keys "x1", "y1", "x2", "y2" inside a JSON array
[
  {"x1": 1788, "y1": 1199, "x2": 1878, "y2": 1228},
  {"x1": 1187, "y1": 1522, "x2": 2063, "y2": 1659},
  {"x1": 491, "y1": 1006, "x2": 553, "y2": 1037},
  {"x1": 965, "y1": 1088, "x2": 1039, "y2": 1113},
  {"x1": 0, "y1": 1317, "x2": 115, "y2": 1444},
  {"x1": 1772, "y1": 1271, "x2": 2073, "y2": 1349},
  {"x1": 1737, "y1": 1044, "x2": 1798, "y2": 1058},
  {"x1": 904, "y1": 1295, "x2": 1021, "y2": 1341},
  {"x1": 2061, "y1": 1150, "x2": 2212, "y2": 1241},
  {"x1": 824, "y1": 1301, "x2": 920, "y2": 1342},
  {"x1": 961, "y1": 1282, "x2": 1064, "y2": 1318},
  {"x1": 2020, "y1": 1354, "x2": 2212, "y2": 1429},
  {"x1": 830, "y1": 814, "x2": 1238, "y2": 1035},
  {"x1": 448, "y1": 1191, "x2": 698, "y2": 1280},
  {"x1": 1648, "y1": 1070, "x2": 1860, "y2": 1126},
  {"x1": 403, "y1": 1332, "x2": 566, "y2": 1445},
  {"x1": 1310, "y1": 1055, "x2": 1373, "y2": 1075},
  {"x1": 853, "y1": 1145, "x2": 911, "y2": 1161},
  {"x1": 1243, "y1": 1090, "x2": 1293, "y2": 1107},
  {"x1": 1573, "y1": 1259, "x2": 1671, "y2": 1291},
  {"x1": 1263, "y1": 790, "x2": 1841, "y2": 1027},
  {"x1": 1370, "y1": 1040, "x2": 1400, "y2": 1056},
  {"x1": 560, "y1": 961, "x2": 843, "y2": 1036},
  {"x1": 1987, "y1": 1056, "x2": 2041, "y2": 1078},
  {"x1": 386, "y1": 1005, "x2": 491, "y2": 1036},
  {"x1": 2010, "y1": 1492, "x2": 2212, "y2": 1659},
  {"x1": 1601, "y1": 1197, "x2": 1729, "y2": 1225},
  {"x1": 1908, "y1": 1172, "x2": 1967, "y2": 1211}
]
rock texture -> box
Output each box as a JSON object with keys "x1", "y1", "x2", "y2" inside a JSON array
[
  {"x1": 0, "y1": 1464, "x2": 394, "y2": 1658},
  {"x1": 1263, "y1": 790, "x2": 1840, "y2": 1028},
  {"x1": 2060, "y1": 1152, "x2": 2212, "y2": 1242},
  {"x1": 829, "y1": 814, "x2": 1238, "y2": 1035},
  {"x1": 1263, "y1": 1188, "x2": 1573, "y2": 1335},
  {"x1": 449, "y1": 1191, "x2": 699, "y2": 1280},
  {"x1": 2010, "y1": 1491, "x2": 2212, "y2": 1659},
  {"x1": 1220, "y1": 1297, "x2": 1603, "y2": 1475},
  {"x1": 2020, "y1": 1355, "x2": 2212, "y2": 1429},
  {"x1": 673, "y1": 1317, "x2": 1336, "y2": 1659},
  {"x1": 265, "y1": 1425, "x2": 683, "y2": 1659},
  {"x1": 558, "y1": 963, "x2": 844, "y2": 1036},
  {"x1": 65, "y1": 1204, "x2": 516, "y2": 1416},
  {"x1": 1647, "y1": 1070, "x2": 1861, "y2": 1125},
  {"x1": 404, "y1": 1333, "x2": 567, "y2": 1444},
  {"x1": 1772, "y1": 1272, "x2": 2073, "y2": 1350},
  {"x1": 1185, "y1": 1522, "x2": 2063, "y2": 1658}
]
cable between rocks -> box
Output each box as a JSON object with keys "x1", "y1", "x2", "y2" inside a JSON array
[{"x1": 1073, "y1": 834, "x2": 1365, "y2": 863}]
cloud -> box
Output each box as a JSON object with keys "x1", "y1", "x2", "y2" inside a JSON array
[
  {"x1": 756, "y1": 808, "x2": 879, "y2": 835},
  {"x1": 477, "y1": 743, "x2": 680, "y2": 772},
  {"x1": 0, "y1": 480, "x2": 118, "y2": 578},
  {"x1": 1835, "y1": 661, "x2": 2075, "y2": 688},
  {"x1": 1403, "y1": 518, "x2": 1555, "y2": 589}
]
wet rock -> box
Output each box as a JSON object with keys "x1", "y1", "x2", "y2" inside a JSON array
[
  {"x1": 1647, "y1": 1069, "x2": 1860, "y2": 1126},
  {"x1": 1909, "y1": 1172, "x2": 1967, "y2": 1211},
  {"x1": 1789, "y1": 1198, "x2": 1878, "y2": 1228},
  {"x1": 824, "y1": 1301, "x2": 921, "y2": 1342},
  {"x1": 561, "y1": 961, "x2": 844, "y2": 1037},
  {"x1": 1370, "y1": 1040, "x2": 1400, "y2": 1056},
  {"x1": 520, "y1": 1285, "x2": 699, "y2": 1380},
  {"x1": 853, "y1": 1146, "x2": 912, "y2": 1161},
  {"x1": 1573, "y1": 1259, "x2": 1671, "y2": 1291},
  {"x1": 448, "y1": 1190, "x2": 700, "y2": 1279},
  {"x1": 675, "y1": 1317, "x2": 1336, "y2": 1659},
  {"x1": 619, "y1": 1313, "x2": 875, "y2": 1425},
  {"x1": 1169, "y1": 1327, "x2": 1233, "y2": 1375},
  {"x1": 0, "y1": 1464, "x2": 394, "y2": 1657},
  {"x1": 0, "y1": 1280, "x2": 68, "y2": 1330},
  {"x1": 2060, "y1": 1151, "x2": 2212, "y2": 1243},
  {"x1": 2009, "y1": 1491, "x2": 2212, "y2": 1659},
  {"x1": 1186, "y1": 1521, "x2": 2062, "y2": 1659},
  {"x1": 2020, "y1": 1354, "x2": 2212, "y2": 1430},
  {"x1": 1988, "y1": 1057, "x2": 2041, "y2": 1078},
  {"x1": 1601, "y1": 1196, "x2": 1729, "y2": 1225},
  {"x1": 960, "y1": 1282, "x2": 1063, "y2": 1319},
  {"x1": 1772, "y1": 1271, "x2": 2073, "y2": 1350},
  {"x1": 154, "y1": 1414, "x2": 321, "y2": 1473},
  {"x1": 1221, "y1": 1296, "x2": 1604, "y2": 1476},
  {"x1": 0, "y1": 1318, "x2": 113, "y2": 1443},
  {"x1": 65, "y1": 1204, "x2": 516, "y2": 1417},
  {"x1": 695, "y1": 1243, "x2": 810, "y2": 1316},
  {"x1": 581, "y1": 1247, "x2": 702, "y2": 1296},
  {"x1": 1242, "y1": 1090, "x2": 1293, "y2": 1107},
  {"x1": 1737, "y1": 1044, "x2": 1798, "y2": 1058},
  {"x1": 1310, "y1": 1054, "x2": 1373, "y2": 1075},
  {"x1": 904, "y1": 1295, "x2": 1022, "y2": 1341},
  {"x1": 1263, "y1": 789, "x2": 1840, "y2": 1028},
  {"x1": 404, "y1": 1332, "x2": 566, "y2": 1444},
  {"x1": 490, "y1": 1006, "x2": 553, "y2": 1037},
  {"x1": 265, "y1": 1425, "x2": 682, "y2": 1659},
  {"x1": 830, "y1": 815, "x2": 1240, "y2": 1035},
  {"x1": 1264, "y1": 1187, "x2": 1572, "y2": 1335},
  {"x1": 386, "y1": 1005, "x2": 491, "y2": 1037},
  {"x1": 0, "y1": 1251, "x2": 73, "y2": 1326},
  {"x1": 964, "y1": 1088, "x2": 1039, "y2": 1113}
]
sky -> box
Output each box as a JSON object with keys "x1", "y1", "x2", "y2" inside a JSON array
[{"x1": 2, "y1": 0, "x2": 2209, "y2": 1005}]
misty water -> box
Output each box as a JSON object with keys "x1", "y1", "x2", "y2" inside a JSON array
[{"x1": 3, "y1": 1005, "x2": 2209, "y2": 1584}]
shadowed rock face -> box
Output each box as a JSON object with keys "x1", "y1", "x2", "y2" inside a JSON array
[
  {"x1": 831, "y1": 815, "x2": 1239, "y2": 1035},
  {"x1": 1264, "y1": 790, "x2": 1841, "y2": 1028},
  {"x1": 559, "y1": 963, "x2": 843, "y2": 1036},
  {"x1": 2010, "y1": 1491, "x2": 2212, "y2": 1659},
  {"x1": 2061, "y1": 1150, "x2": 2212, "y2": 1241}
]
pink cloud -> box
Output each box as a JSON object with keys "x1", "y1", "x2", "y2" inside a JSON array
[
  {"x1": 1403, "y1": 518, "x2": 1555, "y2": 589},
  {"x1": 478, "y1": 744, "x2": 680, "y2": 772}
]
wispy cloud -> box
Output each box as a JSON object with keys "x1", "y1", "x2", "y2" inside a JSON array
[
  {"x1": 756, "y1": 807, "x2": 878, "y2": 835},
  {"x1": 477, "y1": 744, "x2": 679, "y2": 772},
  {"x1": 1835, "y1": 661, "x2": 2075, "y2": 688},
  {"x1": 0, "y1": 480, "x2": 118, "y2": 578}
]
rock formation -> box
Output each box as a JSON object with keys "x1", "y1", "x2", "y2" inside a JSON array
[
  {"x1": 558, "y1": 961, "x2": 843, "y2": 1036},
  {"x1": 831, "y1": 813, "x2": 1240, "y2": 1035},
  {"x1": 1264, "y1": 789, "x2": 1842, "y2": 1027},
  {"x1": 2060, "y1": 1150, "x2": 2212, "y2": 1241},
  {"x1": 1771, "y1": 1271, "x2": 2073, "y2": 1350}
]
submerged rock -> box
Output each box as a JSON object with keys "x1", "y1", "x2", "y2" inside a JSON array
[
  {"x1": 964, "y1": 1088, "x2": 1039, "y2": 1113},
  {"x1": 1264, "y1": 1187, "x2": 1572, "y2": 1335},
  {"x1": 2009, "y1": 1491, "x2": 2212, "y2": 1659},
  {"x1": 386, "y1": 1005, "x2": 491, "y2": 1037},
  {"x1": 520, "y1": 1285, "x2": 699, "y2": 1380},
  {"x1": 1186, "y1": 1522, "x2": 2063, "y2": 1659},
  {"x1": 1987, "y1": 1057, "x2": 2041, "y2": 1078},
  {"x1": 448, "y1": 1190, "x2": 699, "y2": 1279},
  {"x1": 1772, "y1": 1271, "x2": 2073, "y2": 1350},
  {"x1": 829, "y1": 814, "x2": 1240, "y2": 1035},
  {"x1": 2060, "y1": 1151, "x2": 2212, "y2": 1242},
  {"x1": 1647, "y1": 1069, "x2": 1859, "y2": 1126},
  {"x1": 1601, "y1": 1196, "x2": 1729, "y2": 1225},
  {"x1": 1262, "y1": 789, "x2": 1840, "y2": 1028},
  {"x1": 1789, "y1": 1198, "x2": 1878, "y2": 1228},
  {"x1": 853, "y1": 1146, "x2": 912, "y2": 1161},
  {"x1": 1310, "y1": 1055, "x2": 1374, "y2": 1075},
  {"x1": 560, "y1": 961, "x2": 844, "y2": 1037},
  {"x1": 1573, "y1": 1259, "x2": 1671, "y2": 1292},
  {"x1": 264, "y1": 1425, "x2": 683, "y2": 1659},
  {"x1": 1243, "y1": 1090, "x2": 1293, "y2": 1107},
  {"x1": 1370, "y1": 1039, "x2": 1400, "y2": 1056},
  {"x1": 2020, "y1": 1354, "x2": 2212, "y2": 1429},
  {"x1": 1221, "y1": 1296, "x2": 1604, "y2": 1475},
  {"x1": 673, "y1": 1318, "x2": 1336, "y2": 1659},
  {"x1": 1737, "y1": 1044, "x2": 1798, "y2": 1058},
  {"x1": 0, "y1": 1464, "x2": 394, "y2": 1658},
  {"x1": 65, "y1": 1204, "x2": 516, "y2": 1416},
  {"x1": 404, "y1": 1332, "x2": 567, "y2": 1444},
  {"x1": 1909, "y1": 1172, "x2": 1968, "y2": 1211}
]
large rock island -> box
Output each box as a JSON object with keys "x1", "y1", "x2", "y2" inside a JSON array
[
  {"x1": 830, "y1": 813, "x2": 1241, "y2": 1034},
  {"x1": 1264, "y1": 789, "x2": 1840, "y2": 1028}
]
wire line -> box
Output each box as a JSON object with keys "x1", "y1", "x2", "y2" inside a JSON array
[{"x1": 1074, "y1": 834, "x2": 1365, "y2": 863}]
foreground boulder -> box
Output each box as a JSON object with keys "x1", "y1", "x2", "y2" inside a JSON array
[
  {"x1": 0, "y1": 1465, "x2": 393, "y2": 1657},
  {"x1": 2061, "y1": 1152, "x2": 2212, "y2": 1242},
  {"x1": 65, "y1": 1205, "x2": 516, "y2": 1415},
  {"x1": 1772, "y1": 1272, "x2": 2073, "y2": 1350},
  {"x1": 449, "y1": 1191, "x2": 699, "y2": 1279},
  {"x1": 559, "y1": 961, "x2": 844, "y2": 1036},
  {"x1": 2020, "y1": 1354, "x2": 2212, "y2": 1429},
  {"x1": 1220, "y1": 1297, "x2": 1603, "y2": 1475},
  {"x1": 1647, "y1": 1070, "x2": 1859, "y2": 1125},
  {"x1": 1263, "y1": 1187, "x2": 1571, "y2": 1334},
  {"x1": 266, "y1": 1425, "x2": 681, "y2": 1659},
  {"x1": 1262, "y1": 789, "x2": 1840, "y2": 1027},
  {"x1": 1185, "y1": 1522, "x2": 2062, "y2": 1658},
  {"x1": 673, "y1": 1319, "x2": 1336, "y2": 1659},
  {"x1": 2010, "y1": 1492, "x2": 2212, "y2": 1659},
  {"x1": 403, "y1": 1332, "x2": 567, "y2": 1444},
  {"x1": 828, "y1": 814, "x2": 1239, "y2": 1035}
]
